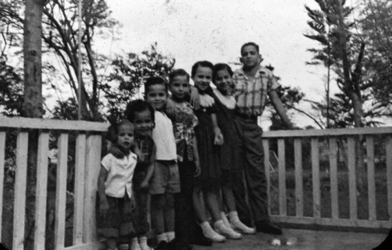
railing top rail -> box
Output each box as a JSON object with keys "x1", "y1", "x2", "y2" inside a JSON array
[
  {"x1": 0, "y1": 116, "x2": 109, "y2": 132},
  {"x1": 263, "y1": 126, "x2": 392, "y2": 138}
]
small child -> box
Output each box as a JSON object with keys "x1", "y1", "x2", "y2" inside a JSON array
[
  {"x1": 125, "y1": 99, "x2": 156, "y2": 250},
  {"x1": 211, "y1": 63, "x2": 256, "y2": 234},
  {"x1": 144, "y1": 77, "x2": 180, "y2": 250},
  {"x1": 191, "y1": 61, "x2": 242, "y2": 242},
  {"x1": 167, "y1": 69, "x2": 200, "y2": 250},
  {"x1": 97, "y1": 120, "x2": 138, "y2": 250}
]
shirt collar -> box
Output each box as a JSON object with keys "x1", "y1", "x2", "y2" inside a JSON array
[{"x1": 236, "y1": 66, "x2": 267, "y2": 79}]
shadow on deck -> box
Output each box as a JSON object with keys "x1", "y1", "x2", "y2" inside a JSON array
[{"x1": 193, "y1": 229, "x2": 387, "y2": 250}]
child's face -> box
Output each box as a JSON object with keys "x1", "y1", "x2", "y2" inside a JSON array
[
  {"x1": 192, "y1": 66, "x2": 212, "y2": 92},
  {"x1": 145, "y1": 84, "x2": 168, "y2": 111},
  {"x1": 241, "y1": 45, "x2": 261, "y2": 68},
  {"x1": 116, "y1": 123, "x2": 135, "y2": 151},
  {"x1": 170, "y1": 75, "x2": 190, "y2": 100},
  {"x1": 133, "y1": 110, "x2": 153, "y2": 137},
  {"x1": 214, "y1": 69, "x2": 233, "y2": 96}
]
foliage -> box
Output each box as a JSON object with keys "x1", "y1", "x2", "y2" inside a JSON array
[
  {"x1": 103, "y1": 43, "x2": 175, "y2": 121},
  {"x1": 305, "y1": 0, "x2": 392, "y2": 128},
  {"x1": 0, "y1": 58, "x2": 23, "y2": 116},
  {"x1": 0, "y1": 0, "x2": 121, "y2": 120}
]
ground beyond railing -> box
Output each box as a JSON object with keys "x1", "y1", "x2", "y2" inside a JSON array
[
  {"x1": 1, "y1": 117, "x2": 392, "y2": 249},
  {"x1": 263, "y1": 127, "x2": 392, "y2": 230}
]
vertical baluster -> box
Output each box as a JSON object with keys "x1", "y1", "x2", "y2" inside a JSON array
[
  {"x1": 294, "y1": 138, "x2": 303, "y2": 217},
  {"x1": 278, "y1": 139, "x2": 286, "y2": 216},
  {"x1": 262, "y1": 139, "x2": 271, "y2": 215},
  {"x1": 34, "y1": 131, "x2": 50, "y2": 250},
  {"x1": 0, "y1": 131, "x2": 6, "y2": 242},
  {"x1": 329, "y1": 137, "x2": 339, "y2": 219},
  {"x1": 13, "y1": 131, "x2": 28, "y2": 250},
  {"x1": 386, "y1": 137, "x2": 392, "y2": 221},
  {"x1": 347, "y1": 137, "x2": 357, "y2": 220},
  {"x1": 84, "y1": 135, "x2": 102, "y2": 243},
  {"x1": 366, "y1": 136, "x2": 376, "y2": 221},
  {"x1": 54, "y1": 133, "x2": 69, "y2": 249},
  {"x1": 311, "y1": 138, "x2": 321, "y2": 218},
  {"x1": 74, "y1": 133, "x2": 86, "y2": 245}
]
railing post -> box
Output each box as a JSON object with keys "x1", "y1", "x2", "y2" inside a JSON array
[{"x1": 84, "y1": 134, "x2": 102, "y2": 243}]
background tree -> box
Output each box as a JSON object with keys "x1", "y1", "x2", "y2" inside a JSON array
[
  {"x1": 1, "y1": 0, "x2": 120, "y2": 120},
  {"x1": 104, "y1": 43, "x2": 175, "y2": 120}
]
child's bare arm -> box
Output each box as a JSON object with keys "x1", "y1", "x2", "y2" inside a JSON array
[
  {"x1": 190, "y1": 86, "x2": 200, "y2": 110},
  {"x1": 108, "y1": 144, "x2": 124, "y2": 159},
  {"x1": 192, "y1": 137, "x2": 201, "y2": 177},
  {"x1": 98, "y1": 165, "x2": 109, "y2": 215},
  {"x1": 211, "y1": 113, "x2": 224, "y2": 145},
  {"x1": 140, "y1": 144, "x2": 156, "y2": 188},
  {"x1": 269, "y1": 90, "x2": 293, "y2": 129}
]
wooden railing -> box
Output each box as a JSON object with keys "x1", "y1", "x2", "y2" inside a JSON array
[
  {"x1": 0, "y1": 117, "x2": 108, "y2": 250},
  {"x1": 263, "y1": 127, "x2": 392, "y2": 230},
  {"x1": 1, "y1": 117, "x2": 392, "y2": 249}
]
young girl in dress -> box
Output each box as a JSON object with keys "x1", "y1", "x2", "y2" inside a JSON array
[
  {"x1": 97, "y1": 120, "x2": 138, "y2": 250},
  {"x1": 191, "y1": 61, "x2": 242, "y2": 242},
  {"x1": 211, "y1": 63, "x2": 256, "y2": 235},
  {"x1": 167, "y1": 69, "x2": 201, "y2": 250},
  {"x1": 144, "y1": 77, "x2": 180, "y2": 250},
  {"x1": 125, "y1": 99, "x2": 156, "y2": 250}
]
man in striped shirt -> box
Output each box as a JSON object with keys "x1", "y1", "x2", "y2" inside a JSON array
[{"x1": 233, "y1": 42, "x2": 293, "y2": 235}]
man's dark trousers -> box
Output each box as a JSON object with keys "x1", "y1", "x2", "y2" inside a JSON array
[{"x1": 233, "y1": 116, "x2": 270, "y2": 225}]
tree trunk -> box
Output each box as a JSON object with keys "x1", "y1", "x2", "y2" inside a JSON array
[{"x1": 23, "y1": 1, "x2": 45, "y2": 249}]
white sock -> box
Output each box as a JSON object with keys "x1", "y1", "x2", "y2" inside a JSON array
[
  {"x1": 138, "y1": 236, "x2": 150, "y2": 250},
  {"x1": 229, "y1": 211, "x2": 256, "y2": 234},
  {"x1": 157, "y1": 233, "x2": 168, "y2": 243},
  {"x1": 166, "y1": 231, "x2": 175, "y2": 242},
  {"x1": 221, "y1": 212, "x2": 231, "y2": 228},
  {"x1": 130, "y1": 237, "x2": 141, "y2": 250}
]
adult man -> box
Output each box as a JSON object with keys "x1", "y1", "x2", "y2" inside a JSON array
[{"x1": 232, "y1": 42, "x2": 293, "y2": 235}]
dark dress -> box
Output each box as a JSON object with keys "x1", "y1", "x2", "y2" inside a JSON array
[
  {"x1": 194, "y1": 99, "x2": 221, "y2": 187},
  {"x1": 212, "y1": 90, "x2": 242, "y2": 174}
]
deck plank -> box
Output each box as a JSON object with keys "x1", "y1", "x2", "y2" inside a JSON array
[{"x1": 192, "y1": 229, "x2": 387, "y2": 250}]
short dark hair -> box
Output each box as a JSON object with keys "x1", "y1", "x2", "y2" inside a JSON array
[
  {"x1": 212, "y1": 63, "x2": 233, "y2": 83},
  {"x1": 106, "y1": 119, "x2": 134, "y2": 143},
  {"x1": 240, "y1": 42, "x2": 260, "y2": 55},
  {"x1": 169, "y1": 69, "x2": 190, "y2": 83},
  {"x1": 144, "y1": 76, "x2": 168, "y2": 96},
  {"x1": 125, "y1": 99, "x2": 155, "y2": 126},
  {"x1": 191, "y1": 61, "x2": 214, "y2": 78}
]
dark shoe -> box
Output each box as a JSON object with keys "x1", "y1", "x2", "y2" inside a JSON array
[
  {"x1": 255, "y1": 221, "x2": 282, "y2": 235},
  {"x1": 190, "y1": 236, "x2": 212, "y2": 246},
  {"x1": 156, "y1": 240, "x2": 168, "y2": 250},
  {"x1": 166, "y1": 239, "x2": 193, "y2": 250}
]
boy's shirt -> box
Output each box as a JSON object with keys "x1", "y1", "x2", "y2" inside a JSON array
[
  {"x1": 233, "y1": 66, "x2": 280, "y2": 117},
  {"x1": 152, "y1": 110, "x2": 177, "y2": 161}
]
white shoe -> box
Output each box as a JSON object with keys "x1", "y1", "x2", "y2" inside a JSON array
[
  {"x1": 200, "y1": 221, "x2": 226, "y2": 243},
  {"x1": 130, "y1": 240, "x2": 141, "y2": 250},
  {"x1": 231, "y1": 220, "x2": 256, "y2": 234},
  {"x1": 214, "y1": 221, "x2": 242, "y2": 240}
]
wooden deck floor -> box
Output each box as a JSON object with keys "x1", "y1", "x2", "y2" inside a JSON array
[{"x1": 193, "y1": 229, "x2": 387, "y2": 250}]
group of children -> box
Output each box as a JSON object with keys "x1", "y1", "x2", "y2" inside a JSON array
[{"x1": 97, "y1": 42, "x2": 288, "y2": 250}]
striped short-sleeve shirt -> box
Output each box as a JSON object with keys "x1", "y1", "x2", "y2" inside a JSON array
[{"x1": 233, "y1": 67, "x2": 280, "y2": 117}]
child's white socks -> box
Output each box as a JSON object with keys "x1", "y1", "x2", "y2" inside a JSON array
[
  {"x1": 214, "y1": 220, "x2": 242, "y2": 240},
  {"x1": 220, "y1": 211, "x2": 232, "y2": 229},
  {"x1": 130, "y1": 237, "x2": 141, "y2": 250},
  {"x1": 157, "y1": 233, "x2": 168, "y2": 243},
  {"x1": 229, "y1": 211, "x2": 256, "y2": 234},
  {"x1": 138, "y1": 236, "x2": 151, "y2": 250},
  {"x1": 166, "y1": 231, "x2": 175, "y2": 242},
  {"x1": 200, "y1": 221, "x2": 226, "y2": 243}
]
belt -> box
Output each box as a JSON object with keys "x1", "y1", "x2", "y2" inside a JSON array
[{"x1": 235, "y1": 111, "x2": 258, "y2": 122}]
